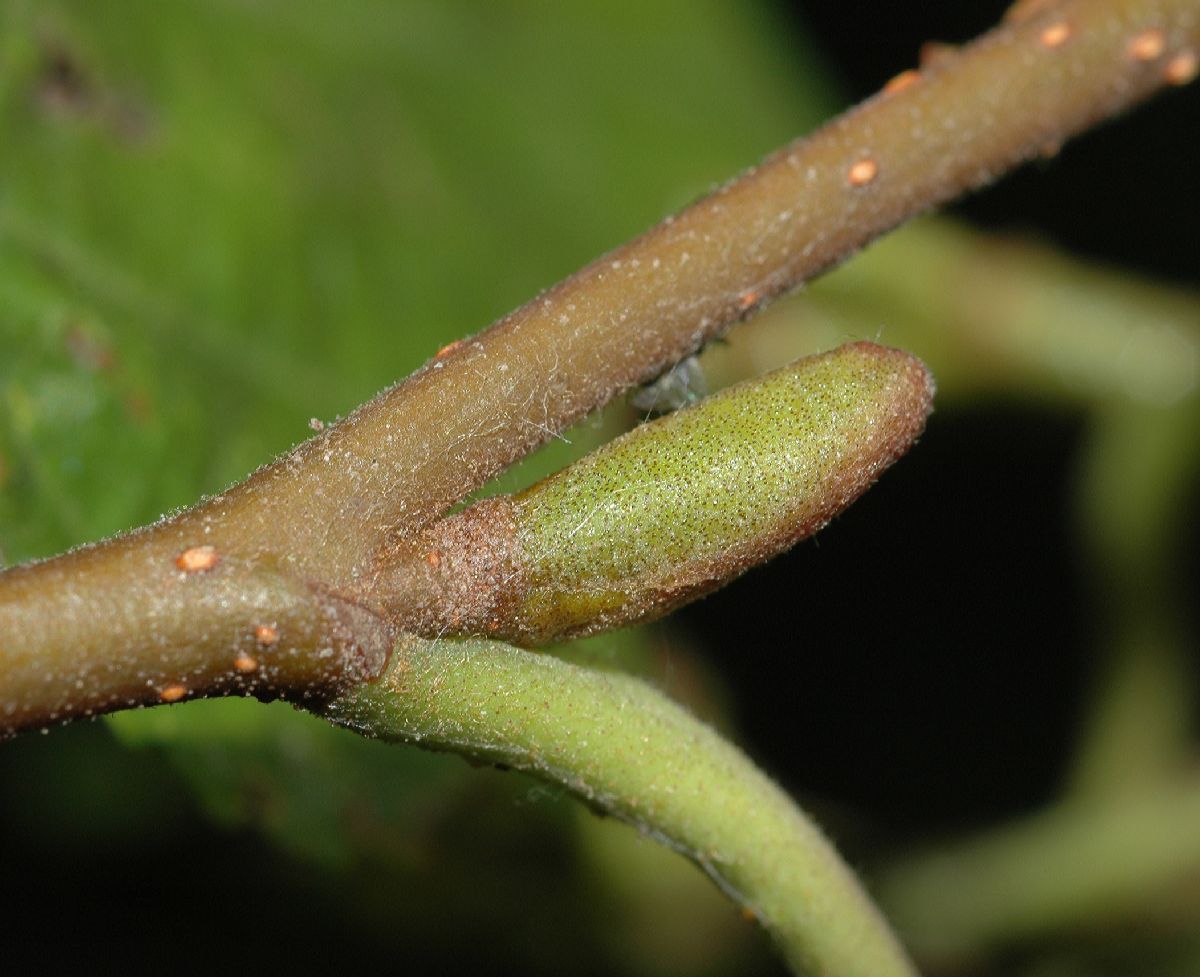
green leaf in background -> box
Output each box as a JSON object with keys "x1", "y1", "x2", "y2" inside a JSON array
[
  {"x1": 0, "y1": 3, "x2": 833, "y2": 973},
  {"x1": 0, "y1": 0, "x2": 833, "y2": 562}
]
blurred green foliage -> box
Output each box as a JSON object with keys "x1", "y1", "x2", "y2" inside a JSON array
[
  {"x1": 0, "y1": 0, "x2": 831, "y2": 562},
  {"x1": 0, "y1": 2, "x2": 831, "y2": 974}
]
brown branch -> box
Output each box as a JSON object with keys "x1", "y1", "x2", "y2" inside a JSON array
[
  {"x1": 0, "y1": 531, "x2": 390, "y2": 732},
  {"x1": 2, "y1": 0, "x2": 1198, "y2": 734},
  {"x1": 212, "y1": 0, "x2": 1195, "y2": 583}
]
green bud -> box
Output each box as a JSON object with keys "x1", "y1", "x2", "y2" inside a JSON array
[{"x1": 384, "y1": 342, "x2": 933, "y2": 645}]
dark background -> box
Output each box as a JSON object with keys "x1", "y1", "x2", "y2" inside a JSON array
[{"x1": 683, "y1": 0, "x2": 1198, "y2": 839}]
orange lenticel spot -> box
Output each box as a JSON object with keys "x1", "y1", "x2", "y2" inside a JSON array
[
  {"x1": 1128, "y1": 28, "x2": 1166, "y2": 62},
  {"x1": 738, "y1": 291, "x2": 760, "y2": 310},
  {"x1": 1166, "y1": 50, "x2": 1199, "y2": 85},
  {"x1": 883, "y1": 69, "x2": 920, "y2": 95},
  {"x1": 234, "y1": 655, "x2": 259, "y2": 674},
  {"x1": 160, "y1": 684, "x2": 187, "y2": 703},
  {"x1": 254, "y1": 624, "x2": 279, "y2": 646},
  {"x1": 1039, "y1": 21, "x2": 1071, "y2": 49},
  {"x1": 847, "y1": 158, "x2": 879, "y2": 187},
  {"x1": 436, "y1": 339, "x2": 464, "y2": 358},
  {"x1": 176, "y1": 545, "x2": 218, "y2": 573},
  {"x1": 425, "y1": 550, "x2": 441, "y2": 567}
]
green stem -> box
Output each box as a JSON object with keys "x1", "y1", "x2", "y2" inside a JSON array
[{"x1": 322, "y1": 636, "x2": 918, "y2": 977}]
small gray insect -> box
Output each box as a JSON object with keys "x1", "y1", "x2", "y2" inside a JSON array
[{"x1": 631, "y1": 355, "x2": 707, "y2": 415}]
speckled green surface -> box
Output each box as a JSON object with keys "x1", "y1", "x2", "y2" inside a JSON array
[{"x1": 511, "y1": 342, "x2": 933, "y2": 639}]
